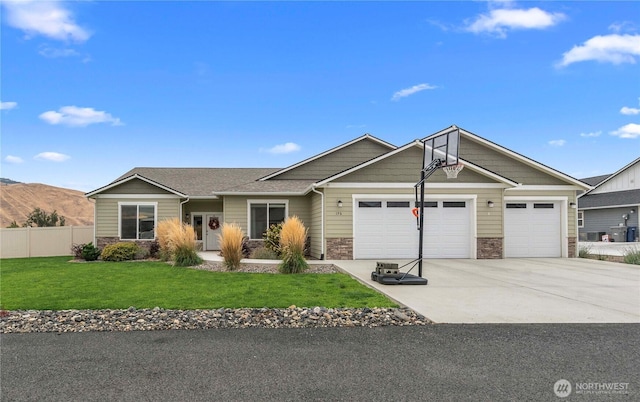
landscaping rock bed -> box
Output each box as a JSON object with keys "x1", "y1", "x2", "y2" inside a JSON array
[{"x1": 1, "y1": 306, "x2": 430, "y2": 333}]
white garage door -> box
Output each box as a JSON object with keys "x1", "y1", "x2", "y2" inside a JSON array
[
  {"x1": 504, "y1": 202, "x2": 561, "y2": 257},
  {"x1": 354, "y1": 199, "x2": 471, "y2": 259}
]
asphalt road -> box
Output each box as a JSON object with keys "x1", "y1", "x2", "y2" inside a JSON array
[{"x1": 2, "y1": 325, "x2": 638, "y2": 401}]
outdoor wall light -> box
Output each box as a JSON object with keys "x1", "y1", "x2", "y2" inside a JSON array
[
  {"x1": 337, "y1": 200, "x2": 343, "y2": 208},
  {"x1": 487, "y1": 201, "x2": 494, "y2": 208},
  {"x1": 185, "y1": 213, "x2": 190, "y2": 220},
  {"x1": 569, "y1": 202, "x2": 577, "y2": 208},
  {"x1": 631, "y1": 209, "x2": 636, "y2": 214}
]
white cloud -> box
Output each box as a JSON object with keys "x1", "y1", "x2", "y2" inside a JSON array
[
  {"x1": 34, "y1": 152, "x2": 70, "y2": 162},
  {"x1": 262, "y1": 142, "x2": 301, "y2": 154},
  {"x1": 38, "y1": 45, "x2": 79, "y2": 58},
  {"x1": 39, "y1": 106, "x2": 123, "y2": 127},
  {"x1": 548, "y1": 139, "x2": 566, "y2": 147},
  {"x1": 609, "y1": 21, "x2": 636, "y2": 34},
  {"x1": 557, "y1": 34, "x2": 640, "y2": 67},
  {"x1": 466, "y1": 7, "x2": 565, "y2": 38},
  {"x1": 580, "y1": 131, "x2": 601, "y2": 138},
  {"x1": 1, "y1": 0, "x2": 90, "y2": 42},
  {"x1": 1, "y1": 101, "x2": 18, "y2": 110},
  {"x1": 621, "y1": 106, "x2": 640, "y2": 115},
  {"x1": 391, "y1": 83, "x2": 437, "y2": 101},
  {"x1": 5, "y1": 155, "x2": 24, "y2": 164},
  {"x1": 610, "y1": 123, "x2": 640, "y2": 139}
]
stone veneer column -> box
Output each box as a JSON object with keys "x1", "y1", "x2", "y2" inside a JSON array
[
  {"x1": 568, "y1": 237, "x2": 577, "y2": 258},
  {"x1": 325, "y1": 238, "x2": 353, "y2": 260},
  {"x1": 477, "y1": 237, "x2": 503, "y2": 259}
]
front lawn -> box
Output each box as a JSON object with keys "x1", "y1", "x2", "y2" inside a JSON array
[{"x1": 0, "y1": 257, "x2": 396, "y2": 310}]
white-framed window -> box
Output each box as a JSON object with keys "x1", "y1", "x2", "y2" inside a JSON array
[
  {"x1": 248, "y1": 200, "x2": 287, "y2": 239},
  {"x1": 577, "y1": 211, "x2": 584, "y2": 228},
  {"x1": 118, "y1": 202, "x2": 157, "y2": 240}
]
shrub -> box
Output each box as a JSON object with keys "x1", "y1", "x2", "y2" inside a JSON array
[
  {"x1": 578, "y1": 245, "x2": 591, "y2": 258},
  {"x1": 218, "y1": 222, "x2": 244, "y2": 270},
  {"x1": 101, "y1": 242, "x2": 140, "y2": 262},
  {"x1": 623, "y1": 248, "x2": 640, "y2": 265},
  {"x1": 250, "y1": 247, "x2": 280, "y2": 260},
  {"x1": 149, "y1": 240, "x2": 160, "y2": 258},
  {"x1": 263, "y1": 223, "x2": 283, "y2": 256},
  {"x1": 71, "y1": 243, "x2": 85, "y2": 259},
  {"x1": 278, "y1": 216, "x2": 308, "y2": 274},
  {"x1": 157, "y1": 218, "x2": 202, "y2": 266},
  {"x1": 81, "y1": 242, "x2": 101, "y2": 261}
]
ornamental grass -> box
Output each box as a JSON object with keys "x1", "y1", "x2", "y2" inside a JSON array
[
  {"x1": 157, "y1": 218, "x2": 202, "y2": 267},
  {"x1": 279, "y1": 216, "x2": 309, "y2": 274},
  {"x1": 218, "y1": 222, "x2": 244, "y2": 270}
]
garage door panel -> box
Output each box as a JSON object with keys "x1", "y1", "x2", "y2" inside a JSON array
[
  {"x1": 505, "y1": 202, "x2": 561, "y2": 258},
  {"x1": 355, "y1": 198, "x2": 470, "y2": 259}
]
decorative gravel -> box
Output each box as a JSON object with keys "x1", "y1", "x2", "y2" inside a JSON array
[{"x1": 0, "y1": 306, "x2": 430, "y2": 333}]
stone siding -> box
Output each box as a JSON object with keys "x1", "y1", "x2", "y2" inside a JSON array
[
  {"x1": 477, "y1": 237, "x2": 503, "y2": 259},
  {"x1": 96, "y1": 237, "x2": 157, "y2": 253},
  {"x1": 326, "y1": 238, "x2": 353, "y2": 260},
  {"x1": 568, "y1": 236, "x2": 577, "y2": 258}
]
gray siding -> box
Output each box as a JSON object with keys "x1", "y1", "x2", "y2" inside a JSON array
[
  {"x1": 95, "y1": 198, "x2": 180, "y2": 237},
  {"x1": 460, "y1": 138, "x2": 568, "y2": 185},
  {"x1": 579, "y1": 207, "x2": 639, "y2": 240},
  {"x1": 273, "y1": 139, "x2": 391, "y2": 180},
  {"x1": 309, "y1": 191, "x2": 323, "y2": 259},
  {"x1": 184, "y1": 200, "x2": 223, "y2": 220}
]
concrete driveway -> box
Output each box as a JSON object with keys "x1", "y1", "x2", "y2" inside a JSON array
[{"x1": 334, "y1": 258, "x2": 640, "y2": 324}]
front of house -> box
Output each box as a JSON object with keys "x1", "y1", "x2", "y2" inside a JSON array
[{"x1": 86, "y1": 126, "x2": 591, "y2": 260}]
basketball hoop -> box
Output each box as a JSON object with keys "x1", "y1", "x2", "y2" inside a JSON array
[{"x1": 442, "y1": 164, "x2": 464, "y2": 179}]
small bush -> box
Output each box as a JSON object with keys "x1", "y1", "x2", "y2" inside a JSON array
[
  {"x1": 81, "y1": 242, "x2": 101, "y2": 261},
  {"x1": 218, "y1": 223, "x2": 244, "y2": 270},
  {"x1": 71, "y1": 243, "x2": 85, "y2": 259},
  {"x1": 263, "y1": 223, "x2": 283, "y2": 256},
  {"x1": 101, "y1": 242, "x2": 140, "y2": 262},
  {"x1": 578, "y1": 245, "x2": 591, "y2": 258},
  {"x1": 623, "y1": 248, "x2": 640, "y2": 265},
  {"x1": 278, "y1": 216, "x2": 308, "y2": 274},
  {"x1": 250, "y1": 247, "x2": 280, "y2": 260}
]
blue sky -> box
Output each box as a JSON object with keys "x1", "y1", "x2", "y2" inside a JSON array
[{"x1": 1, "y1": 0, "x2": 639, "y2": 192}]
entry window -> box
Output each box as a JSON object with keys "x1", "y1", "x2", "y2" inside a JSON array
[
  {"x1": 506, "y1": 203, "x2": 527, "y2": 209},
  {"x1": 120, "y1": 203, "x2": 156, "y2": 240},
  {"x1": 443, "y1": 201, "x2": 466, "y2": 208},
  {"x1": 534, "y1": 203, "x2": 554, "y2": 209},
  {"x1": 358, "y1": 201, "x2": 382, "y2": 208},
  {"x1": 387, "y1": 201, "x2": 410, "y2": 208},
  {"x1": 577, "y1": 211, "x2": 584, "y2": 228},
  {"x1": 249, "y1": 202, "x2": 286, "y2": 239}
]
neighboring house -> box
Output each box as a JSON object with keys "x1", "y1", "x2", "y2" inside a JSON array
[
  {"x1": 578, "y1": 157, "x2": 640, "y2": 242},
  {"x1": 86, "y1": 125, "x2": 590, "y2": 260}
]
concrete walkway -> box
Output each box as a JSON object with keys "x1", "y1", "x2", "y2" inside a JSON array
[{"x1": 335, "y1": 258, "x2": 640, "y2": 324}]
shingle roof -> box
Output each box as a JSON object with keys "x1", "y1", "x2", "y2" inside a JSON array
[
  {"x1": 578, "y1": 189, "x2": 640, "y2": 209},
  {"x1": 579, "y1": 174, "x2": 612, "y2": 187},
  {"x1": 115, "y1": 167, "x2": 284, "y2": 197}
]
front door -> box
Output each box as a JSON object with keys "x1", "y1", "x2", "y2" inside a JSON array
[{"x1": 205, "y1": 213, "x2": 223, "y2": 250}]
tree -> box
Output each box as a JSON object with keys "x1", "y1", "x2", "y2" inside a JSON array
[{"x1": 24, "y1": 208, "x2": 66, "y2": 227}]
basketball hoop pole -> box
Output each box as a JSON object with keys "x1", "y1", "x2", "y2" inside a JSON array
[{"x1": 415, "y1": 158, "x2": 444, "y2": 277}]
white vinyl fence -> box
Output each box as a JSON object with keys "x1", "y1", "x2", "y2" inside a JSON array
[{"x1": 0, "y1": 226, "x2": 94, "y2": 259}]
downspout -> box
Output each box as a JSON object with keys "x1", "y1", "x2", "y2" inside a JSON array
[
  {"x1": 180, "y1": 197, "x2": 190, "y2": 223},
  {"x1": 311, "y1": 185, "x2": 325, "y2": 260}
]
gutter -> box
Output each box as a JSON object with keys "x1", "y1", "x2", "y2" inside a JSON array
[
  {"x1": 179, "y1": 197, "x2": 190, "y2": 223},
  {"x1": 311, "y1": 185, "x2": 325, "y2": 260}
]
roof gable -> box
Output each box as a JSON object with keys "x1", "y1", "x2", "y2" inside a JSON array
[
  {"x1": 260, "y1": 134, "x2": 396, "y2": 181},
  {"x1": 583, "y1": 157, "x2": 640, "y2": 196},
  {"x1": 86, "y1": 174, "x2": 187, "y2": 198}
]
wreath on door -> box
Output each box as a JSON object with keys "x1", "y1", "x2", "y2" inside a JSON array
[{"x1": 208, "y1": 217, "x2": 220, "y2": 230}]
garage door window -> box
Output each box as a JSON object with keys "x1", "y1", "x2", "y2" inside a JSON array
[
  {"x1": 534, "y1": 203, "x2": 554, "y2": 209},
  {"x1": 506, "y1": 203, "x2": 527, "y2": 209},
  {"x1": 387, "y1": 201, "x2": 410, "y2": 208},
  {"x1": 415, "y1": 201, "x2": 438, "y2": 208},
  {"x1": 443, "y1": 201, "x2": 466, "y2": 208},
  {"x1": 358, "y1": 201, "x2": 382, "y2": 208}
]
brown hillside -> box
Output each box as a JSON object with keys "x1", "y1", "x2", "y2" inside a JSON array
[{"x1": 0, "y1": 183, "x2": 94, "y2": 227}]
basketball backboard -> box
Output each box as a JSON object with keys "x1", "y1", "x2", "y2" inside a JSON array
[{"x1": 422, "y1": 126, "x2": 460, "y2": 169}]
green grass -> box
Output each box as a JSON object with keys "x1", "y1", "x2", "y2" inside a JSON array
[{"x1": 0, "y1": 257, "x2": 396, "y2": 310}]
